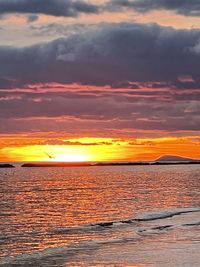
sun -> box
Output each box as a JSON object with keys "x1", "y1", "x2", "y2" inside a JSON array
[
  {"x1": 53, "y1": 153, "x2": 89, "y2": 162},
  {"x1": 46, "y1": 146, "x2": 91, "y2": 162}
]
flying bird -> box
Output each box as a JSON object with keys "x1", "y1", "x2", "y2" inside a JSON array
[{"x1": 44, "y1": 151, "x2": 55, "y2": 159}]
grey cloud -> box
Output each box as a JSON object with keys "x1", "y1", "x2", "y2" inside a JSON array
[
  {"x1": 0, "y1": 0, "x2": 99, "y2": 17},
  {"x1": 108, "y1": 0, "x2": 200, "y2": 17},
  {"x1": 30, "y1": 23, "x2": 87, "y2": 37},
  {"x1": 27, "y1": 14, "x2": 38, "y2": 23},
  {"x1": 0, "y1": 22, "x2": 200, "y2": 135},
  {"x1": 0, "y1": 89, "x2": 199, "y2": 133},
  {"x1": 1, "y1": 23, "x2": 200, "y2": 87}
]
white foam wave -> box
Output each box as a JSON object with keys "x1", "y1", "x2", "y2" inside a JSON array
[
  {"x1": 135, "y1": 207, "x2": 200, "y2": 221},
  {"x1": 1, "y1": 207, "x2": 200, "y2": 266}
]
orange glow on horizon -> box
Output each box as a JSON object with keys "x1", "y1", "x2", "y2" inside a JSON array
[{"x1": 0, "y1": 135, "x2": 200, "y2": 162}]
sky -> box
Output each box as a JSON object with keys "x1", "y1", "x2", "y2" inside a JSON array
[{"x1": 0, "y1": 0, "x2": 200, "y2": 162}]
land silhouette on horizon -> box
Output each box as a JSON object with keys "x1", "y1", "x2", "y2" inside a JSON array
[
  {"x1": 0, "y1": 163, "x2": 15, "y2": 168},
  {"x1": 20, "y1": 155, "x2": 200, "y2": 167},
  {"x1": 155, "y1": 155, "x2": 198, "y2": 162}
]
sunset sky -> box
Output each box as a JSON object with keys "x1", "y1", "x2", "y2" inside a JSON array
[{"x1": 0, "y1": 0, "x2": 200, "y2": 162}]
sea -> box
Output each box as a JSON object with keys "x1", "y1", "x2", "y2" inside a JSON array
[{"x1": 0, "y1": 164, "x2": 200, "y2": 266}]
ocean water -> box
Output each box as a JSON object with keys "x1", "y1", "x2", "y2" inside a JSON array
[{"x1": 0, "y1": 164, "x2": 200, "y2": 266}]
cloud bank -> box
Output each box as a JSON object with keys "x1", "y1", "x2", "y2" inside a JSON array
[
  {"x1": 1, "y1": 23, "x2": 200, "y2": 87},
  {"x1": 0, "y1": 0, "x2": 99, "y2": 17},
  {"x1": 2, "y1": 0, "x2": 200, "y2": 18},
  {"x1": 108, "y1": 0, "x2": 200, "y2": 17},
  {"x1": 0, "y1": 22, "x2": 200, "y2": 135}
]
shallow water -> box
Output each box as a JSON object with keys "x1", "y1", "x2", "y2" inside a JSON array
[{"x1": 0, "y1": 165, "x2": 200, "y2": 266}]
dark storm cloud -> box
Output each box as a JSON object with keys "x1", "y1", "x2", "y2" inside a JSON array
[
  {"x1": 0, "y1": 0, "x2": 99, "y2": 17},
  {"x1": 108, "y1": 0, "x2": 200, "y2": 17},
  {"x1": 1, "y1": 23, "x2": 200, "y2": 87}
]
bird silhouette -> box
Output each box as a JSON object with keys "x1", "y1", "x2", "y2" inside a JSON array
[{"x1": 44, "y1": 151, "x2": 55, "y2": 159}]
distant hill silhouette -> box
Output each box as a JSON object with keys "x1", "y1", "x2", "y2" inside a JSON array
[
  {"x1": 155, "y1": 155, "x2": 196, "y2": 162},
  {"x1": 0, "y1": 163, "x2": 15, "y2": 168}
]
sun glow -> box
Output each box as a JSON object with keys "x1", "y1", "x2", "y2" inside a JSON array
[
  {"x1": 0, "y1": 135, "x2": 200, "y2": 162},
  {"x1": 51, "y1": 150, "x2": 90, "y2": 162},
  {"x1": 53, "y1": 154, "x2": 88, "y2": 162}
]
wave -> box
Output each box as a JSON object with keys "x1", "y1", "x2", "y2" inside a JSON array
[
  {"x1": 1, "y1": 208, "x2": 200, "y2": 240},
  {"x1": 135, "y1": 207, "x2": 200, "y2": 221},
  {"x1": 51, "y1": 207, "x2": 200, "y2": 234},
  {"x1": 0, "y1": 235, "x2": 142, "y2": 266},
  {"x1": 1, "y1": 207, "x2": 200, "y2": 266}
]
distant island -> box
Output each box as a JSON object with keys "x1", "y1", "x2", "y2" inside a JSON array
[
  {"x1": 155, "y1": 155, "x2": 198, "y2": 162},
  {"x1": 94, "y1": 155, "x2": 200, "y2": 166},
  {"x1": 21, "y1": 155, "x2": 200, "y2": 167},
  {"x1": 95, "y1": 155, "x2": 200, "y2": 166},
  {"x1": 0, "y1": 163, "x2": 15, "y2": 168},
  {"x1": 21, "y1": 162, "x2": 92, "y2": 167}
]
